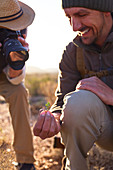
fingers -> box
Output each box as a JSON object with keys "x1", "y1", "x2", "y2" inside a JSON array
[
  {"x1": 18, "y1": 36, "x2": 25, "y2": 45},
  {"x1": 33, "y1": 111, "x2": 46, "y2": 136},
  {"x1": 46, "y1": 116, "x2": 57, "y2": 138},
  {"x1": 22, "y1": 34, "x2": 27, "y2": 39},
  {"x1": 76, "y1": 76, "x2": 98, "y2": 90},
  {"x1": 38, "y1": 111, "x2": 52, "y2": 139},
  {"x1": 33, "y1": 111, "x2": 61, "y2": 139},
  {"x1": 18, "y1": 36, "x2": 29, "y2": 51}
]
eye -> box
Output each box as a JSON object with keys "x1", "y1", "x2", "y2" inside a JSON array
[{"x1": 78, "y1": 14, "x2": 87, "y2": 17}]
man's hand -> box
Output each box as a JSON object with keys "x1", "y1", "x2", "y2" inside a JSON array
[
  {"x1": 76, "y1": 76, "x2": 113, "y2": 105},
  {"x1": 33, "y1": 110, "x2": 61, "y2": 140},
  {"x1": 8, "y1": 37, "x2": 29, "y2": 78},
  {"x1": 8, "y1": 68, "x2": 22, "y2": 78},
  {"x1": 10, "y1": 37, "x2": 29, "y2": 62},
  {"x1": 18, "y1": 36, "x2": 29, "y2": 51}
]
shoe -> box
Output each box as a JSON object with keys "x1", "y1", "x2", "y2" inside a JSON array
[{"x1": 16, "y1": 163, "x2": 36, "y2": 170}]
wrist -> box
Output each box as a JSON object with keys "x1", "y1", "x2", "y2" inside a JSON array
[{"x1": 8, "y1": 67, "x2": 22, "y2": 78}]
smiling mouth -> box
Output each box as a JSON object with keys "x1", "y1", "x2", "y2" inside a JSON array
[{"x1": 77, "y1": 29, "x2": 89, "y2": 36}]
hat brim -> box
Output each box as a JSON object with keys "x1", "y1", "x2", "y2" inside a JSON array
[{"x1": 0, "y1": 1, "x2": 35, "y2": 31}]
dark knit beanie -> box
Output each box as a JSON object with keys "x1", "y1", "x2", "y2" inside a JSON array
[{"x1": 62, "y1": 0, "x2": 113, "y2": 12}]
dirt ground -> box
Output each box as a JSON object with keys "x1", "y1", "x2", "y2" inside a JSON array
[
  {"x1": 1, "y1": 98, "x2": 113, "y2": 170},
  {"x1": 0, "y1": 98, "x2": 63, "y2": 170}
]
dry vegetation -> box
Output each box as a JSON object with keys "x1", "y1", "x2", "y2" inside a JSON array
[{"x1": 0, "y1": 73, "x2": 113, "y2": 169}]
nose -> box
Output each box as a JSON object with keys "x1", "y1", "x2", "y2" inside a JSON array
[{"x1": 71, "y1": 17, "x2": 82, "y2": 32}]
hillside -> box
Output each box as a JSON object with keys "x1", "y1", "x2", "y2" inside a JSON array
[{"x1": 26, "y1": 66, "x2": 58, "y2": 74}]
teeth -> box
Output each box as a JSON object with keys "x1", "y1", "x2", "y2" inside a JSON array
[
  {"x1": 78, "y1": 29, "x2": 89, "y2": 36},
  {"x1": 82, "y1": 29, "x2": 89, "y2": 34}
]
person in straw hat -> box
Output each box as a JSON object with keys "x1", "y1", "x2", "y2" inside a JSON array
[
  {"x1": 33, "y1": 0, "x2": 113, "y2": 169},
  {"x1": 0, "y1": 0, "x2": 35, "y2": 169}
]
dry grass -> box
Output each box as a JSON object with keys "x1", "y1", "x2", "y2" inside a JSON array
[{"x1": 25, "y1": 73, "x2": 58, "y2": 105}]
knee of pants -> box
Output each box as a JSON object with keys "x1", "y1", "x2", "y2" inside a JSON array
[
  {"x1": 14, "y1": 83, "x2": 29, "y2": 97},
  {"x1": 62, "y1": 90, "x2": 105, "y2": 130}
]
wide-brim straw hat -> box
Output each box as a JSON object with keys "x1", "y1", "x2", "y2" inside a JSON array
[{"x1": 0, "y1": 0, "x2": 35, "y2": 31}]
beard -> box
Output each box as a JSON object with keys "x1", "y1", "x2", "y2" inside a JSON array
[
  {"x1": 80, "y1": 35, "x2": 97, "y2": 45},
  {"x1": 79, "y1": 14, "x2": 105, "y2": 46}
]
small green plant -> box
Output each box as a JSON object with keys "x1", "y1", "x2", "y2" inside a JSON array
[{"x1": 45, "y1": 102, "x2": 50, "y2": 110}]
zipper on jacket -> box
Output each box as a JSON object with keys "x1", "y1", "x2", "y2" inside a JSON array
[{"x1": 99, "y1": 53, "x2": 102, "y2": 71}]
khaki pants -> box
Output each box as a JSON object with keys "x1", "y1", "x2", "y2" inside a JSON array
[
  {"x1": 61, "y1": 90, "x2": 113, "y2": 170},
  {"x1": 0, "y1": 72, "x2": 35, "y2": 163}
]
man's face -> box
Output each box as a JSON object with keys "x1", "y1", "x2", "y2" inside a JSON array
[{"x1": 64, "y1": 7, "x2": 107, "y2": 46}]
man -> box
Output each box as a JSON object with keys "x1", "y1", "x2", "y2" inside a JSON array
[
  {"x1": 0, "y1": 0, "x2": 35, "y2": 169},
  {"x1": 33, "y1": 0, "x2": 113, "y2": 169}
]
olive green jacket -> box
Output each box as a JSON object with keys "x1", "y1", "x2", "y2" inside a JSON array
[{"x1": 50, "y1": 29, "x2": 113, "y2": 114}]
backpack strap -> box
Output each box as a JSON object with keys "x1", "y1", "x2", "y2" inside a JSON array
[
  {"x1": 76, "y1": 47, "x2": 85, "y2": 78},
  {"x1": 76, "y1": 47, "x2": 113, "y2": 78}
]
